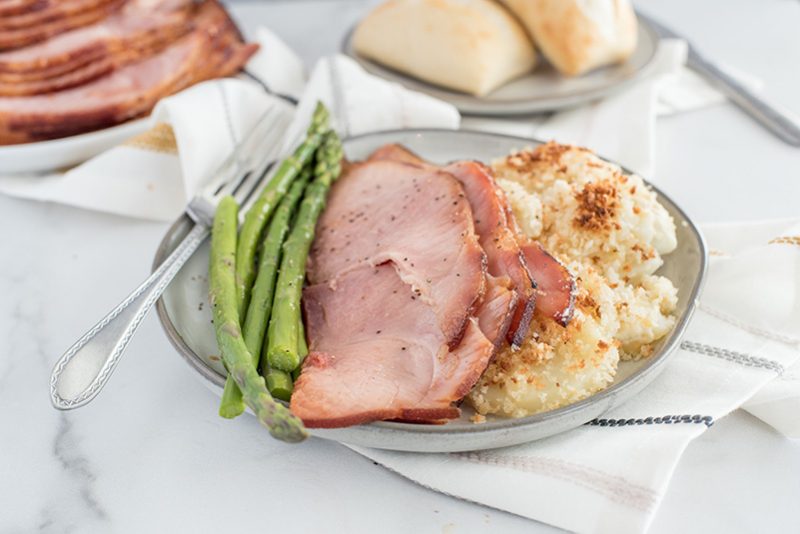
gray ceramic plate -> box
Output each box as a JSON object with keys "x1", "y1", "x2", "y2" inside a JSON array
[
  {"x1": 155, "y1": 129, "x2": 706, "y2": 452},
  {"x1": 341, "y1": 17, "x2": 660, "y2": 116}
]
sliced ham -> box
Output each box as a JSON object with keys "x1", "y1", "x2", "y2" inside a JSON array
[
  {"x1": 0, "y1": 36, "x2": 175, "y2": 96},
  {"x1": 0, "y1": 0, "x2": 59, "y2": 18},
  {"x1": 0, "y1": 1, "x2": 201, "y2": 95},
  {"x1": 308, "y1": 159, "x2": 486, "y2": 347},
  {"x1": 292, "y1": 144, "x2": 577, "y2": 429},
  {"x1": 0, "y1": 0, "x2": 193, "y2": 78},
  {"x1": 368, "y1": 144, "x2": 536, "y2": 346},
  {"x1": 292, "y1": 264, "x2": 495, "y2": 428},
  {"x1": 475, "y1": 275, "x2": 517, "y2": 347},
  {"x1": 0, "y1": 0, "x2": 120, "y2": 31},
  {"x1": 520, "y1": 241, "x2": 577, "y2": 325},
  {"x1": 443, "y1": 160, "x2": 537, "y2": 346},
  {"x1": 366, "y1": 142, "x2": 425, "y2": 166},
  {"x1": 0, "y1": 0, "x2": 126, "y2": 50},
  {"x1": 0, "y1": 10, "x2": 256, "y2": 144}
]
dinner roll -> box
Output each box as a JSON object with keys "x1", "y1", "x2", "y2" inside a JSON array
[
  {"x1": 499, "y1": 0, "x2": 638, "y2": 76},
  {"x1": 352, "y1": 0, "x2": 537, "y2": 96}
]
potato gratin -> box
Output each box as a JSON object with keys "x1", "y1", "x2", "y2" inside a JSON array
[{"x1": 467, "y1": 142, "x2": 678, "y2": 419}]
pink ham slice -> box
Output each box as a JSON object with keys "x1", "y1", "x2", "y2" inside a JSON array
[
  {"x1": 0, "y1": 0, "x2": 121, "y2": 31},
  {"x1": 368, "y1": 144, "x2": 536, "y2": 346},
  {"x1": 0, "y1": 4, "x2": 256, "y2": 144},
  {"x1": 476, "y1": 275, "x2": 518, "y2": 347},
  {"x1": 520, "y1": 241, "x2": 576, "y2": 325},
  {"x1": 0, "y1": 1, "x2": 44, "y2": 17},
  {"x1": 308, "y1": 159, "x2": 486, "y2": 347},
  {"x1": 292, "y1": 264, "x2": 495, "y2": 428},
  {"x1": 0, "y1": 0, "x2": 193, "y2": 78},
  {"x1": 443, "y1": 160, "x2": 537, "y2": 346},
  {"x1": 0, "y1": 0, "x2": 126, "y2": 50}
]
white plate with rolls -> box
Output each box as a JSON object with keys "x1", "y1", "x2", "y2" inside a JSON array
[{"x1": 343, "y1": 0, "x2": 660, "y2": 116}]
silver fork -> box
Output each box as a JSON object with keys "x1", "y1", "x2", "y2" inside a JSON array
[{"x1": 49, "y1": 102, "x2": 294, "y2": 410}]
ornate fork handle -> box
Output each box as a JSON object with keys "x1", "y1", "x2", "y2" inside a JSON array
[{"x1": 50, "y1": 223, "x2": 210, "y2": 409}]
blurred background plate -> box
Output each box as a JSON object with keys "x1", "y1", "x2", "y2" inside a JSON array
[
  {"x1": 155, "y1": 129, "x2": 705, "y2": 452},
  {"x1": 342, "y1": 16, "x2": 660, "y2": 116},
  {"x1": 0, "y1": 117, "x2": 150, "y2": 175}
]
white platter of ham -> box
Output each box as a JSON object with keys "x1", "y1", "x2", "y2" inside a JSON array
[
  {"x1": 0, "y1": 117, "x2": 150, "y2": 175},
  {"x1": 155, "y1": 129, "x2": 706, "y2": 452}
]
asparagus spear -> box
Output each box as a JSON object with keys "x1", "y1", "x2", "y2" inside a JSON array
[
  {"x1": 266, "y1": 316, "x2": 308, "y2": 399},
  {"x1": 265, "y1": 369, "x2": 293, "y2": 402},
  {"x1": 218, "y1": 170, "x2": 312, "y2": 418},
  {"x1": 235, "y1": 102, "x2": 331, "y2": 318},
  {"x1": 209, "y1": 195, "x2": 306, "y2": 442},
  {"x1": 266, "y1": 130, "x2": 343, "y2": 372},
  {"x1": 292, "y1": 318, "x2": 308, "y2": 381}
]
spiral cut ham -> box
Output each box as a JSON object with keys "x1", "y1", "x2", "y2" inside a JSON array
[
  {"x1": 0, "y1": 0, "x2": 256, "y2": 144},
  {"x1": 0, "y1": 0, "x2": 121, "y2": 31},
  {"x1": 0, "y1": 0, "x2": 194, "y2": 83},
  {"x1": 0, "y1": 0, "x2": 127, "y2": 50},
  {"x1": 0, "y1": 0, "x2": 43, "y2": 18}
]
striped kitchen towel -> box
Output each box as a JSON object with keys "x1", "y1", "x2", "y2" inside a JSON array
[{"x1": 350, "y1": 217, "x2": 800, "y2": 534}]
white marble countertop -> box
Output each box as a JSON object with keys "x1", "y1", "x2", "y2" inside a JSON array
[{"x1": 1, "y1": 1, "x2": 798, "y2": 532}]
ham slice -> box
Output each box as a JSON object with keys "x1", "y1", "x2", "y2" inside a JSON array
[
  {"x1": 0, "y1": 0, "x2": 120, "y2": 31},
  {"x1": 0, "y1": 36, "x2": 178, "y2": 96},
  {"x1": 0, "y1": 1, "x2": 44, "y2": 17},
  {"x1": 0, "y1": 1, "x2": 201, "y2": 96},
  {"x1": 292, "y1": 264, "x2": 495, "y2": 428},
  {"x1": 520, "y1": 241, "x2": 576, "y2": 325},
  {"x1": 0, "y1": 9, "x2": 256, "y2": 144},
  {"x1": 443, "y1": 160, "x2": 537, "y2": 346},
  {"x1": 476, "y1": 275, "x2": 518, "y2": 347},
  {"x1": 0, "y1": 0, "x2": 193, "y2": 79},
  {"x1": 308, "y1": 159, "x2": 486, "y2": 347},
  {"x1": 292, "y1": 144, "x2": 577, "y2": 429},
  {"x1": 368, "y1": 144, "x2": 536, "y2": 346},
  {"x1": 0, "y1": 0, "x2": 125, "y2": 50}
]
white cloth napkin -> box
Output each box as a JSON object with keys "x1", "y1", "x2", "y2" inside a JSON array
[
  {"x1": 349, "y1": 218, "x2": 800, "y2": 534},
  {"x1": 709, "y1": 219, "x2": 800, "y2": 440}
]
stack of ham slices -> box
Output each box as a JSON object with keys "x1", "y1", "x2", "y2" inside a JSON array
[
  {"x1": 0, "y1": 0, "x2": 257, "y2": 144},
  {"x1": 290, "y1": 144, "x2": 576, "y2": 428}
]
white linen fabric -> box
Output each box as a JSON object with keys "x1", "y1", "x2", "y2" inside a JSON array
[{"x1": 0, "y1": 26, "x2": 795, "y2": 533}]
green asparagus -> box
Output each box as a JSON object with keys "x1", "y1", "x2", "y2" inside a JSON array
[
  {"x1": 218, "y1": 171, "x2": 312, "y2": 418},
  {"x1": 265, "y1": 369, "x2": 293, "y2": 401},
  {"x1": 234, "y1": 103, "x2": 331, "y2": 318},
  {"x1": 292, "y1": 318, "x2": 308, "y2": 381},
  {"x1": 209, "y1": 195, "x2": 306, "y2": 442},
  {"x1": 266, "y1": 130, "x2": 343, "y2": 372}
]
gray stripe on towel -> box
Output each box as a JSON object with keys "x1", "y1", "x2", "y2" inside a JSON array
[
  {"x1": 586, "y1": 415, "x2": 714, "y2": 428},
  {"x1": 681, "y1": 340, "x2": 785, "y2": 374}
]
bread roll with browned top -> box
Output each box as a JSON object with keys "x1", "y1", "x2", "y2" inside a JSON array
[
  {"x1": 353, "y1": 0, "x2": 537, "y2": 96},
  {"x1": 500, "y1": 0, "x2": 637, "y2": 76}
]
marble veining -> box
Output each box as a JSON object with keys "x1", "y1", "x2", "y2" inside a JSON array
[{"x1": 45, "y1": 415, "x2": 108, "y2": 529}]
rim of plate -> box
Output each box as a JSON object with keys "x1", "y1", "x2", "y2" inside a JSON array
[
  {"x1": 340, "y1": 16, "x2": 661, "y2": 115},
  {"x1": 154, "y1": 128, "x2": 707, "y2": 436},
  {"x1": 0, "y1": 117, "x2": 150, "y2": 153}
]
